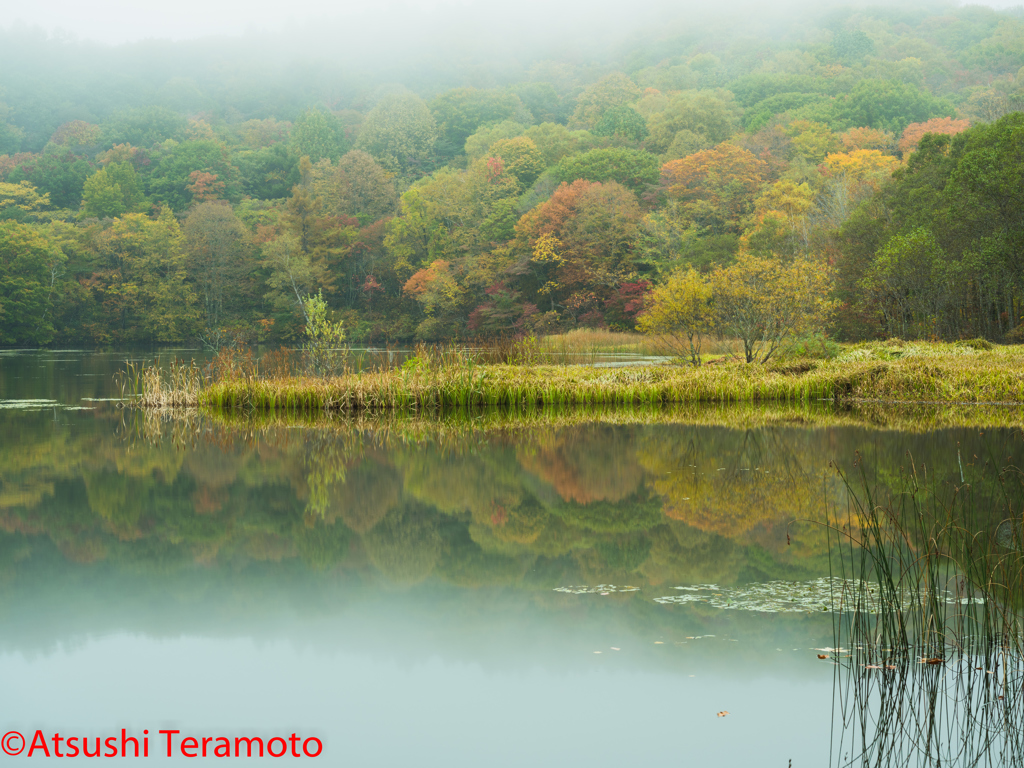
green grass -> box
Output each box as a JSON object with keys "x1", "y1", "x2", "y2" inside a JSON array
[{"x1": 125, "y1": 340, "x2": 1024, "y2": 414}]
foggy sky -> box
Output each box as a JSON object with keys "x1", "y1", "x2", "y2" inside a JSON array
[{"x1": 5, "y1": 0, "x2": 1019, "y2": 46}]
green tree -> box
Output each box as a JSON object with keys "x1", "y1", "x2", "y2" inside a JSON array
[
  {"x1": 81, "y1": 162, "x2": 145, "y2": 219},
  {"x1": 488, "y1": 137, "x2": 544, "y2": 187},
  {"x1": 568, "y1": 73, "x2": 641, "y2": 130},
  {"x1": 183, "y1": 201, "x2": 252, "y2": 347},
  {"x1": 91, "y1": 208, "x2": 198, "y2": 343},
  {"x1": 328, "y1": 150, "x2": 397, "y2": 221},
  {"x1": 148, "y1": 140, "x2": 239, "y2": 211},
  {"x1": 233, "y1": 143, "x2": 299, "y2": 200},
  {"x1": 100, "y1": 106, "x2": 187, "y2": 148},
  {"x1": 555, "y1": 147, "x2": 659, "y2": 191},
  {"x1": 356, "y1": 92, "x2": 438, "y2": 178},
  {"x1": 593, "y1": 105, "x2": 649, "y2": 143},
  {"x1": 429, "y1": 87, "x2": 527, "y2": 161},
  {"x1": 290, "y1": 107, "x2": 349, "y2": 163},
  {"x1": 523, "y1": 123, "x2": 600, "y2": 168},
  {"x1": 0, "y1": 221, "x2": 63, "y2": 344},
  {"x1": 859, "y1": 228, "x2": 950, "y2": 339},
  {"x1": 644, "y1": 91, "x2": 742, "y2": 155},
  {"x1": 837, "y1": 80, "x2": 955, "y2": 135},
  {"x1": 81, "y1": 169, "x2": 125, "y2": 218},
  {"x1": 0, "y1": 180, "x2": 49, "y2": 221},
  {"x1": 302, "y1": 289, "x2": 346, "y2": 376},
  {"x1": 9, "y1": 148, "x2": 93, "y2": 210}
]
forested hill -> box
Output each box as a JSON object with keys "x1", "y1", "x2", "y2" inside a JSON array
[{"x1": 1, "y1": 1, "x2": 1023, "y2": 347}]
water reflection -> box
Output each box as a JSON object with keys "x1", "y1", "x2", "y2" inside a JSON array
[
  {"x1": 2, "y1": 351, "x2": 1024, "y2": 764},
  {"x1": 2, "y1": 406, "x2": 1020, "y2": 617}
]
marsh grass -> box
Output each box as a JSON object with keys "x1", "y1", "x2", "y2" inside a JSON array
[
  {"x1": 117, "y1": 359, "x2": 204, "y2": 408},
  {"x1": 827, "y1": 453, "x2": 1024, "y2": 765},
  {"x1": 121, "y1": 340, "x2": 1024, "y2": 414},
  {"x1": 535, "y1": 329, "x2": 746, "y2": 363}
]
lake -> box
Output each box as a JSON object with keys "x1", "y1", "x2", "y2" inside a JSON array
[{"x1": 1, "y1": 350, "x2": 1021, "y2": 765}]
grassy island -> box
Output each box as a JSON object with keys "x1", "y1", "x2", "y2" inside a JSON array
[{"x1": 131, "y1": 339, "x2": 1024, "y2": 414}]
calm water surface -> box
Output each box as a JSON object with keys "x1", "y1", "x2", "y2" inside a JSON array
[{"x1": 1, "y1": 350, "x2": 1021, "y2": 765}]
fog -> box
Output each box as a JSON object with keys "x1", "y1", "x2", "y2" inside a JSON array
[{"x1": 6, "y1": 0, "x2": 1015, "y2": 47}]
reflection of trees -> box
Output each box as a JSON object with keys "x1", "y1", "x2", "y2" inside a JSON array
[
  {"x1": 517, "y1": 426, "x2": 643, "y2": 504},
  {"x1": 7, "y1": 408, "x2": 1023, "y2": 596},
  {"x1": 326, "y1": 458, "x2": 401, "y2": 533},
  {"x1": 396, "y1": 442, "x2": 524, "y2": 524},
  {"x1": 362, "y1": 502, "x2": 443, "y2": 584},
  {"x1": 639, "y1": 522, "x2": 747, "y2": 586},
  {"x1": 183, "y1": 446, "x2": 244, "y2": 515},
  {"x1": 636, "y1": 426, "x2": 835, "y2": 543}
]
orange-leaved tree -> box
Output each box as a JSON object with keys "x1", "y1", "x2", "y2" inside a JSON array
[
  {"x1": 658, "y1": 143, "x2": 768, "y2": 233},
  {"x1": 898, "y1": 117, "x2": 970, "y2": 155}
]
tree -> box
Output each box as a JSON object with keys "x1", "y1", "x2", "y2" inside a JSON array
[
  {"x1": 81, "y1": 169, "x2": 125, "y2": 218},
  {"x1": 659, "y1": 143, "x2": 768, "y2": 233},
  {"x1": 637, "y1": 267, "x2": 713, "y2": 366},
  {"x1": 837, "y1": 80, "x2": 955, "y2": 135},
  {"x1": 148, "y1": 140, "x2": 239, "y2": 211},
  {"x1": 9, "y1": 148, "x2": 93, "y2": 210},
  {"x1": 233, "y1": 143, "x2": 299, "y2": 200},
  {"x1": 488, "y1": 137, "x2": 544, "y2": 187},
  {"x1": 90, "y1": 208, "x2": 198, "y2": 343},
  {"x1": 644, "y1": 90, "x2": 742, "y2": 155},
  {"x1": 237, "y1": 118, "x2": 292, "y2": 148},
  {"x1": 290, "y1": 107, "x2": 349, "y2": 163},
  {"x1": 356, "y1": 92, "x2": 438, "y2": 178},
  {"x1": 332, "y1": 150, "x2": 398, "y2": 221},
  {"x1": 593, "y1": 105, "x2": 649, "y2": 143},
  {"x1": 568, "y1": 73, "x2": 641, "y2": 130},
  {"x1": 899, "y1": 117, "x2": 971, "y2": 155},
  {"x1": 515, "y1": 179, "x2": 642, "y2": 325},
  {"x1": 785, "y1": 120, "x2": 840, "y2": 163},
  {"x1": 429, "y1": 87, "x2": 527, "y2": 161},
  {"x1": 0, "y1": 221, "x2": 63, "y2": 344},
  {"x1": 263, "y1": 233, "x2": 325, "y2": 326},
  {"x1": 302, "y1": 290, "x2": 346, "y2": 376},
  {"x1": 555, "y1": 147, "x2": 659, "y2": 191},
  {"x1": 183, "y1": 201, "x2": 252, "y2": 347},
  {"x1": 710, "y1": 254, "x2": 837, "y2": 363},
  {"x1": 81, "y1": 162, "x2": 145, "y2": 219},
  {"x1": 0, "y1": 180, "x2": 49, "y2": 220},
  {"x1": 839, "y1": 127, "x2": 894, "y2": 152},
  {"x1": 403, "y1": 259, "x2": 466, "y2": 338},
  {"x1": 523, "y1": 123, "x2": 599, "y2": 167},
  {"x1": 48, "y1": 120, "x2": 101, "y2": 150},
  {"x1": 100, "y1": 106, "x2": 187, "y2": 148},
  {"x1": 464, "y1": 121, "x2": 529, "y2": 161},
  {"x1": 858, "y1": 228, "x2": 950, "y2": 339},
  {"x1": 741, "y1": 179, "x2": 815, "y2": 257}
]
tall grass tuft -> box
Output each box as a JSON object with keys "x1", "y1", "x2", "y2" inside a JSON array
[
  {"x1": 827, "y1": 453, "x2": 1024, "y2": 765},
  {"x1": 119, "y1": 360, "x2": 204, "y2": 408}
]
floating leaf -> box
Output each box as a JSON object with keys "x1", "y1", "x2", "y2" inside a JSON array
[{"x1": 554, "y1": 584, "x2": 640, "y2": 595}]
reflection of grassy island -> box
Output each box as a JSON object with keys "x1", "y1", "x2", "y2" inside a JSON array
[{"x1": 133, "y1": 340, "x2": 1024, "y2": 413}]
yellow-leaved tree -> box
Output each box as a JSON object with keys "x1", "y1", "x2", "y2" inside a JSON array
[
  {"x1": 639, "y1": 253, "x2": 837, "y2": 364},
  {"x1": 636, "y1": 267, "x2": 713, "y2": 366},
  {"x1": 710, "y1": 254, "x2": 837, "y2": 363}
]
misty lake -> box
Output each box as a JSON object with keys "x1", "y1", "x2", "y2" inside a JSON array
[{"x1": 1, "y1": 350, "x2": 1022, "y2": 765}]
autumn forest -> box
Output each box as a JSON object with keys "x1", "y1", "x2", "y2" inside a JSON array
[{"x1": 1, "y1": 1, "x2": 1023, "y2": 349}]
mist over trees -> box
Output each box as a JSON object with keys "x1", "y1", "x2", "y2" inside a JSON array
[{"x1": 1, "y1": 0, "x2": 1024, "y2": 347}]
